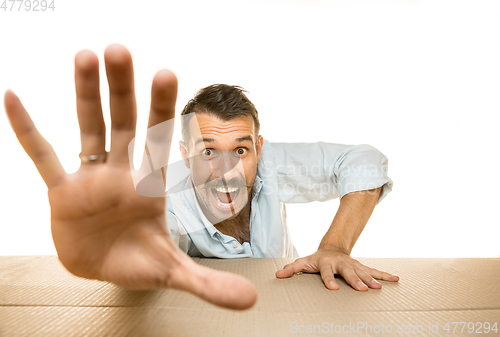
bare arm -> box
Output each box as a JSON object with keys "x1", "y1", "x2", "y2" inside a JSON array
[
  {"x1": 276, "y1": 187, "x2": 399, "y2": 291},
  {"x1": 319, "y1": 187, "x2": 381, "y2": 254}
]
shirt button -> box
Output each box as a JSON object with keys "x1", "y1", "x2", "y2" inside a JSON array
[{"x1": 233, "y1": 242, "x2": 238, "y2": 248}]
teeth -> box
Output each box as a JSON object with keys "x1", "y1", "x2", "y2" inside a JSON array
[
  {"x1": 215, "y1": 187, "x2": 238, "y2": 193},
  {"x1": 212, "y1": 187, "x2": 239, "y2": 206}
]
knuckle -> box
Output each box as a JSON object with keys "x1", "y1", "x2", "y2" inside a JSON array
[
  {"x1": 337, "y1": 260, "x2": 348, "y2": 271},
  {"x1": 317, "y1": 255, "x2": 331, "y2": 266},
  {"x1": 351, "y1": 259, "x2": 364, "y2": 267},
  {"x1": 31, "y1": 149, "x2": 51, "y2": 164}
]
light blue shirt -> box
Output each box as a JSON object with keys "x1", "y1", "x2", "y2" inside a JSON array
[{"x1": 166, "y1": 140, "x2": 393, "y2": 258}]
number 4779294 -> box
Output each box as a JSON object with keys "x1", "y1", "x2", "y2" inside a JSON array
[{"x1": 1, "y1": 0, "x2": 55, "y2": 11}]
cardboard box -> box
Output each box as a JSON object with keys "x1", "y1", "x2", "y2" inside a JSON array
[{"x1": 0, "y1": 256, "x2": 499, "y2": 336}]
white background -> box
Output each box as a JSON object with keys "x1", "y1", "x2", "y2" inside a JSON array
[{"x1": 0, "y1": 0, "x2": 499, "y2": 258}]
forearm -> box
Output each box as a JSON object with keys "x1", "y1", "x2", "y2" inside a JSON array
[{"x1": 318, "y1": 187, "x2": 381, "y2": 254}]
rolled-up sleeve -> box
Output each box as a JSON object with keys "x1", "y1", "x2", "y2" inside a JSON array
[
  {"x1": 267, "y1": 141, "x2": 393, "y2": 205},
  {"x1": 332, "y1": 144, "x2": 393, "y2": 204}
]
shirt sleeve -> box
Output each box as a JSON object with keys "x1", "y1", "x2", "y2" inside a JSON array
[
  {"x1": 166, "y1": 212, "x2": 191, "y2": 253},
  {"x1": 266, "y1": 141, "x2": 393, "y2": 205}
]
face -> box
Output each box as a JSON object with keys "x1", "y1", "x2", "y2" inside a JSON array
[{"x1": 180, "y1": 113, "x2": 263, "y2": 224}]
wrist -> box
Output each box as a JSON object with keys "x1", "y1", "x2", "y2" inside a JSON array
[{"x1": 317, "y1": 242, "x2": 351, "y2": 255}]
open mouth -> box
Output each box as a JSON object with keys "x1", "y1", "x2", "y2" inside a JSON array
[{"x1": 210, "y1": 186, "x2": 241, "y2": 210}]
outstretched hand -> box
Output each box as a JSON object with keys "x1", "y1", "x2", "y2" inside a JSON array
[
  {"x1": 276, "y1": 248, "x2": 399, "y2": 291},
  {"x1": 4, "y1": 44, "x2": 257, "y2": 310}
]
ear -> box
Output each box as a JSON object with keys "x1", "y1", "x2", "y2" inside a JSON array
[
  {"x1": 256, "y1": 135, "x2": 264, "y2": 162},
  {"x1": 179, "y1": 140, "x2": 190, "y2": 169}
]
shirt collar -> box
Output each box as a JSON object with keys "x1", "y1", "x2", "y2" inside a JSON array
[{"x1": 252, "y1": 173, "x2": 263, "y2": 199}]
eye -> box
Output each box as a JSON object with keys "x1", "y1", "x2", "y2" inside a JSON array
[
  {"x1": 202, "y1": 149, "x2": 213, "y2": 156},
  {"x1": 236, "y1": 148, "x2": 247, "y2": 156}
]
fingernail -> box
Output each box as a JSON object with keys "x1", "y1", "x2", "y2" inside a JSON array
[
  {"x1": 371, "y1": 279, "x2": 381, "y2": 284},
  {"x1": 357, "y1": 281, "x2": 367, "y2": 288}
]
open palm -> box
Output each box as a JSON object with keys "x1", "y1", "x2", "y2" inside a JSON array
[{"x1": 4, "y1": 44, "x2": 257, "y2": 310}]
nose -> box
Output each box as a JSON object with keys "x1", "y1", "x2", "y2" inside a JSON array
[{"x1": 210, "y1": 150, "x2": 244, "y2": 182}]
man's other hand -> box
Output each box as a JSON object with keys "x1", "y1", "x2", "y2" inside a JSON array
[
  {"x1": 275, "y1": 248, "x2": 399, "y2": 291},
  {"x1": 3, "y1": 44, "x2": 257, "y2": 310}
]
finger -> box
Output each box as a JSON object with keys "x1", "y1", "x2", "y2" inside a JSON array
[
  {"x1": 187, "y1": 263, "x2": 258, "y2": 310},
  {"x1": 104, "y1": 44, "x2": 137, "y2": 164},
  {"x1": 74, "y1": 50, "x2": 106, "y2": 159},
  {"x1": 4, "y1": 90, "x2": 66, "y2": 188},
  {"x1": 320, "y1": 265, "x2": 339, "y2": 290},
  {"x1": 339, "y1": 264, "x2": 368, "y2": 291},
  {"x1": 148, "y1": 69, "x2": 177, "y2": 128},
  {"x1": 368, "y1": 267, "x2": 400, "y2": 282},
  {"x1": 353, "y1": 266, "x2": 382, "y2": 289},
  {"x1": 144, "y1": 70, "x2": 178, "y2": 181},
  {"x1": 154, "y1": 244, "x2": 258, "y2": 310},
  {"x1": 275, "y1": 259, "x2": 306, "y2": 278}
]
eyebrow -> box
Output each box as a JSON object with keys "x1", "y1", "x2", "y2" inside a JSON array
[{"x1": 194, "y1": 135, "x2": 254, "y2": 147}]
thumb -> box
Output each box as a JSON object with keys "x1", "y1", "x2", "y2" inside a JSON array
[
  {"x1": 275, "y1": 259, "x2": 307, "y2": 278},
  {"x1": 193, "y1": 266, "x2": 258, "y2": 310},
  {"x1": 170, "y1": 257, "x2": 258, "y2": 310}
]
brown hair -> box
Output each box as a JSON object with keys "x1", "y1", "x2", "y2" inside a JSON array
[{"x1": 180, "y1": 84, "x2": 260, "y2": 145}]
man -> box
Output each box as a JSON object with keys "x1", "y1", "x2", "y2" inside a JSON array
[
  {"x1": 3, "y1": 44, "x2": 398, "y2": 311},
  {"x1": 167, "y1": 83, "x2": 398, "y2": 287}
]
